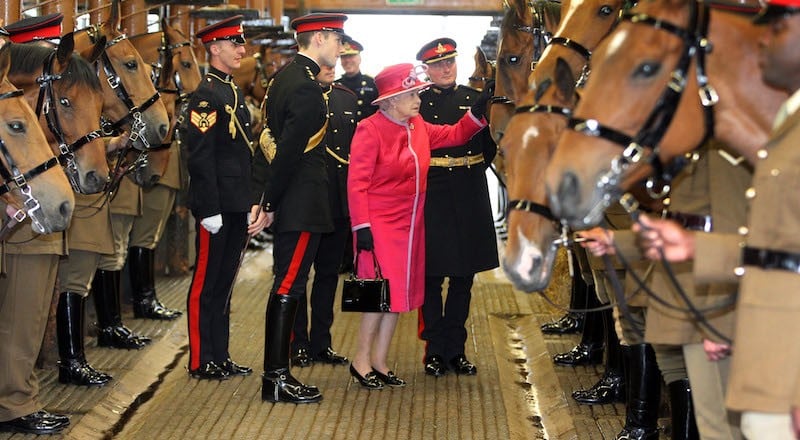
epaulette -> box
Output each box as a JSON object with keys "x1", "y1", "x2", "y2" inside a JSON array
[
  {"x1": 455, "y1": 84, "x2": 481, "y2": 94},
  {"x1": 332, "y1": 83, "x2": 357, "y2": 98}
]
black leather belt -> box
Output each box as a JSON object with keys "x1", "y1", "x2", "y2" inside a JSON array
[
  {"x1": 742, "y1": 246, "x2": 800, "y2": 274},
  {"x1": 665, "y1": 211, "x2": 713, "y2": 232}
]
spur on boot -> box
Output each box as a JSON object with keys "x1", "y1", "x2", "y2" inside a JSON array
[
  {"x1": 349, "y1": 364, "x2": 383, "y2": 389},
  {"x1": 262, "y1": 369, "x2": 323, "y2": 403},
  {"x1": 553, "y1": 343, "x2": 604, "y2": 366},
  {"x1": 372, "y1": 369, "x2": 406, "y2": 387},
  {"x1": 572, "y1": 370, "x2": 625, "y2": 405}
]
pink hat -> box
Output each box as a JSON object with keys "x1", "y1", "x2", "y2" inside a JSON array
[{"x1": 371, "y1": 63, "x2": 432, "y2": 105}]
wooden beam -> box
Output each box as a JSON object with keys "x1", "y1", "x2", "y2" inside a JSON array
[{"x1": 283, "y1": 0, "x2": 502, "y2": 14}]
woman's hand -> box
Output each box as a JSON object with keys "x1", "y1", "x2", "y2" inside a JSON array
[{"x1": 356, "y1": 228, "x2": 374, "y2": 251}]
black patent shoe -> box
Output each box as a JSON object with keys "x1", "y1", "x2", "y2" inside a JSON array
[
  {"x1": 449, "y1": 355, "x2": 477, "y2": 375},
  {"x1": 190, "y1": 361, "x2": 231, "y2": 380},
  {"x1": 553, "y1": 343, "x2": 604, "y2": 366},
  {"x1": 372, "y1": 369, "x2": 406, "y2": 387},
  {"x1": 97, "y1": 325, "x2": 151, "y2": 349},
  {"x1": 221, "y1": 358, "x2": 252, "y2": 376},
  {"x1": 349, "y1": 364, "x2": 383, "y2": 389},
  {"x1": 572, "y1": 370, "x2": 625, "y2": 405},
  {"x1": 58, "y1": 359, "x2": 112, "y2": 386},
  {"x1": 0, "y1": 410, "x2": 70, "y2": 435},
  {"x1": 615, "y1": 426, "x2": 660, "y2": 440},
  {"x1": 262, "y1": 369, "x2": 323, "y2": 403},
  {"x1": 540, "y1": 313, "x2": 584, "y2": 335},
  {"x1": 424, "y1": 354, "x2": 447, "y2": 377},
  {"x1": 133, "y1": 298, "x2": 182, "y2": 320},
  {"x1": 292, "y1": 348, "x2": 312, "y2": 368},
  {"x1": 315, "y1": 347, "x2": 348, "y2": 365}
]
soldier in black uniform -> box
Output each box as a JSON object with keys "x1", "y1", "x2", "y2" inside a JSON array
[
  {"x1": 185, "y1": 15, "x2": 254, "y2": 381},
  {"x1": 250, "y1": 12, "x2": 348, "y2": 404},
  {"x1": 336, "y1": 39, "x2": 377, "y2": 121},
  {"x1": 291, "y1": 64, "x2": 357, "y2": 368},
  {"x1": 415, "y1": 38, "x2": 499, "y2": 377}
]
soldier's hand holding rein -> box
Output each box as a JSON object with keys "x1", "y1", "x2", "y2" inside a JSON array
[
  {"x1": 577, "y1": 227, "x2": 614, "y2": 257},
  {"x1": 633, "y1": 215, "x2": 695, "y2": 262},
  {"x1": 105, "y1": 131, "x2": 131, "y2": 153},
  {"x1": 201, "y1": 214, "x2": 223, "y2": 234},
  {"x1": 247, "y1": 204, "x2": 271, "y2": 236}
]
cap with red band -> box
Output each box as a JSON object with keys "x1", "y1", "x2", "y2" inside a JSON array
[
  {"x1": 196, "y1": 15, "x2": 246, "y2": 45},
  {"x1": 290, "y1": 13, "x2": 348, "y2": 36},
  {"x1": 754, "y1": 0, "x2": 800, "y2": 23},
  {"x1": 416, "y1": 38, "x2": 458, "y2": 64},
  {"x1": 340, "y1": 39, "x2": 363, "y2": 56},
  {"x1": 6, "y1": 13, "x2": 63, "y2": 43}
]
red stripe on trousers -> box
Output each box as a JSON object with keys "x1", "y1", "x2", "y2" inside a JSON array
[
  {"x1": 277, "y1": 231, "x2": 311, "y2": 295},
  {"x1": 188, "y1": 227, "x2": 211, "y2": 370}
]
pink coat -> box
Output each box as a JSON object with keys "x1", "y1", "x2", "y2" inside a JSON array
[{"x1": 348, "y1": 109, "x2": 486, "y2": 312}]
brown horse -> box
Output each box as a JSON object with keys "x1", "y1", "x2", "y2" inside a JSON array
[
  {"x1": 72, "y1": 0, "x2": 170, "y2": 156},
  {"x1": 468, "y1": 46, "x2": 495, "y2": 91},
  {"x1": 545, "y1": 0, "x2": 786, "y2": 230},
  {"x1": 489, "y1": 0, "x2": 562, "y2": 145},
  {"x1": 0, "y1": 43, "x2": 74, "y2": 233},
  {"x1": 499, "y1": 0, "x2": 626, "y2": 291},
  {"x1": 7, "y1": 34, "x2": 109, "y2": 195},
  {"x1": 129, "y1": 19, "x2": 202, "y2": 185}
]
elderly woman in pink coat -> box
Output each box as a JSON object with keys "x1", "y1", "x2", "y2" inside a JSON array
[{"x1": 347, "y1": 63, "x2": 491, "y2": 389}]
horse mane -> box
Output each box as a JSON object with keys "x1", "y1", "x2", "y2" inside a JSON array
[
  {"x1": 504, "y1": 0, "x2": 562, "y2": 27},
  {"x1": 9, "y1": 43, "x2": 102, "y2": 91}
]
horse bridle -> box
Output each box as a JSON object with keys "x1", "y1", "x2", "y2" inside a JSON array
[
  {"x1": 567, "y1": 1, "x2": 717, "y2": 222},
  {"x1": 0, "y1": 88, "x2": 61, "y2": 232},
  {"x1": 491, "y1": 0, "x2": 557, "y2": 106},
  {"x1": 34, "y1": 51, "x2": 104, "y2": 194},
  {"x1": 150, "y1": 31, "x2": 193, "y2": 151}
]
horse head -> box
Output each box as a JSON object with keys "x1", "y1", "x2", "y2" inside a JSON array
[
  {"x1": 0, "y1": 42, "x2": 73, "y2": 233},
  {"x1": 545, "y1": 0, "x2": 785, "y2": 230}
]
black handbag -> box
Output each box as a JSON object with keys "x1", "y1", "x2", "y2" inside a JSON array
[{"x1": 341, "y1": 250, "x2": 390, "y2": 312}]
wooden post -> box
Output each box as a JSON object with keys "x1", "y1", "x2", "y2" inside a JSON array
[
  {"x1": 270, "y1": 0, "x2": 283, "y2": 24},
  {"x1": 40, "y1": 0, "x2": 75, "y2": 33},
  {"x1": 1, "y1": 0, "x2": 21, "y2": 28},
  {"x1": 121, "y1": 0, "x2": 149, "y2": 35},
  {"x1": 88, "y1": 0, "x2": 107, "y2": 26}
]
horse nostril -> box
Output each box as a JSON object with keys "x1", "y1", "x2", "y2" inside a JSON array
[
  {"x1": 59, "y1": 200, "x2": 73, "y2": 218},
  {"x1": 150, "y1": 175, "x2": 161, "y2": 186},
  {"x1": 556, "y1": 171, "x2": 581, "y2": 218},
  {"x1": 158, "y1": 124, "x2": 169, "y2": 139}
]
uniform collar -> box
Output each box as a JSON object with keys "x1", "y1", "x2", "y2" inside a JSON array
[
  {"x1": 431, "y1": 84, "x2": 456, "y2": 95},
  {"x1": 295, "y1": 53, "x2": 321, "y2": 76},
  {"x1": 207, "y1": 66, "x2": 233, "y2": 82}
]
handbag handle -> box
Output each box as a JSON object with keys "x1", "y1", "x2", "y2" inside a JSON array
[{"x1": 353, "y1": 249, "x2": 384, "y2": 279}]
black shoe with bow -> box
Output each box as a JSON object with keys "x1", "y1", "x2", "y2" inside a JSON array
[
  {"x1": 0, "y1": 411, "x2": 70, "y2": 435},
  {"x1": 314, "y1": 347, "x2": 348, "y2": 365},
  {"x1": 424, "y1": 354, "x2": 447, "y2": 377},
  {"x1": 553, "y1": 343, "x2": 604, "y2": 366},
  {"x1": 190, "y1": 361, "x2": 231, "y2": 380},
  {"x1": 372, "y1": 369, "x2": 406, "y2": 387},
  {"x1": 349, "y1": 364, "x2": 383, "y2": 390},
  {"x1": 572, "y1": 370, "x2": 625, "y2": 405}
]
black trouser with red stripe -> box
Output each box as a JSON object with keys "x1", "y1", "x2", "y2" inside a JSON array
[
  {"x1": 419, "y1": 275, "x2": 474, "y2": 361},
  {"x1": 187, "y1": 213, "x2": 247, "y2": 371}
]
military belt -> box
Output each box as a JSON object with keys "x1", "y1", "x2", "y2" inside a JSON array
[
  {"x1": 742, "y1": 246, "x2": 800, "y2": 274},
  {"x1": 429, "y1": 153, "x2": 484, "y2": 168},
  {"x1": 664, "y1": 211, "x2": 712, "y2": 232}
]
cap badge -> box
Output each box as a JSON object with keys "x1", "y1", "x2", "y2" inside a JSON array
[{"x1": 435, "y1": 43, "x2": 447, "y2": 54}]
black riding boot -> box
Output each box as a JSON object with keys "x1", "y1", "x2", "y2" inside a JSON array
[
  {"x1": 542, "y1": 251, "x2": 587, "y2": 335},
  {"x1": 129, "y1": 246, "x2": 182, "y2": 320},
  {"x1": 573, "y1": 307, "x2": 625, "y2": 404},
  {"x1": 615, "y1": 344, "x2": 661, "y2": 440},
  {"x1": 56, "y1": 292, "x2": 112, "y2": 386},
  {"x1": 553, "y1": 291, "x2": 605, "y2": 366},
  {"x1": 262, "y1": 294, "x2": 322, "y2": 404},
  {"x1": 92, "y1": 269, "x2": 151, "y2": 349},
  {"x1": 668, "y1": 378, "x2": 699, "y2": 440}
]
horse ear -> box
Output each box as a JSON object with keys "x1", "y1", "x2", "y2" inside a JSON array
[
  {"x1": 107, "y1": 0, "x2": 121, "y2": 31},
  {"x1": 55, "y1": 33, "x2": 76, "y2": 69},
  {"x1": 79, "y1": 35, "x2": 107, "y2": 64},
  {"x1": 0, "y1": 43, "x2": 10, "y2": 84},
  {"x1": 475, "y1": 47, "x2": 487, "y2": 65},
  {"x1": 554, "y1": 57, "x2": 576, "y2": 102}
]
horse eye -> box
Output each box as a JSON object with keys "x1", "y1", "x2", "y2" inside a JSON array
[
  {"x1": 60, "y1": 97, "x2": 72, "y2": 107},
  {"x1": 599, "y1": 5, "x2": 613, "y2": 16},
  {"x1": 633, "y1": 61, "x2": 660, "y2": 79},
  {"x1": 125, "y1": 60, "x2": 138, "y2": 70},
  {"x1": 181, "y1": 61, "x2": 192, "y2": 69},
  {"x1": 7, "y1": 121, "x2": 25, "y2": 133},
  {"x1": 507, "y1": 55, "x2": 520, "y2": 66}
]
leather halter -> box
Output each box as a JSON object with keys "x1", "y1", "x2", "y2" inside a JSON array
[
  {"x1": 566, "y1": 2, "x2": 717, "y2": 206},
  {"x1": 0, "y1": 88, "x2": 61, "y2": 232},
  {"x1": 150, "y1": 31, "x2": 193, "y2": 151},
  {"x1": 34, "y1": 51, "x2": 104, "y2": 194}
]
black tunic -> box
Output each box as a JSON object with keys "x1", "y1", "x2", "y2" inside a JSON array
[
  {"x1": 251, "y1": 54, "x2": 333, "y2": 234},
  {"x1": 323, "y1": 83, "x2": 358, "y2": 220},
  {"x1": 419, "y1": 84, "x2": 499, "y2": 276},
  {"x1": 336, "y1": 71, "x2": 378, "y2": 121}
]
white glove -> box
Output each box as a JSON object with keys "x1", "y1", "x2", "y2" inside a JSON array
[{"x1": 200, "y1": 214, "x2": 223, "y2": 234}]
